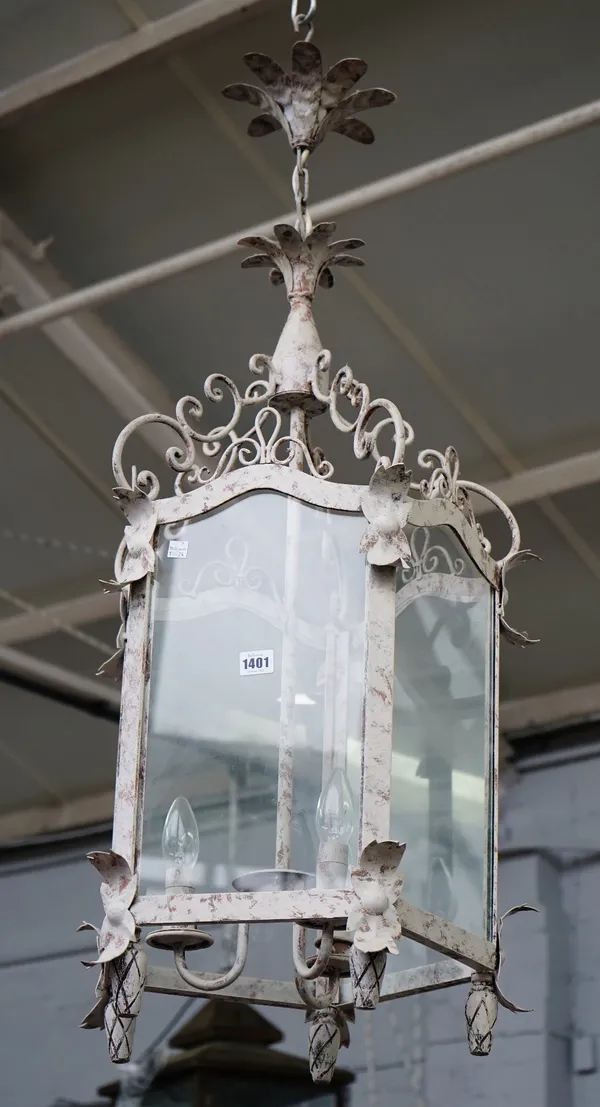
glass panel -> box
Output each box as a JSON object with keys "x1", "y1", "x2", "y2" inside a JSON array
[
  {"x1": 390, "y1": 525, "x2": 494, "y2": 938},
  {"x1": 140, "y1": 491, "x2": 365, "y2": 895}
]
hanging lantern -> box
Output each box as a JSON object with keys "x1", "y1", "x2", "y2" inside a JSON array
[{"x1": 81, "y1": 0, "x2": 538, "y2": 1079}]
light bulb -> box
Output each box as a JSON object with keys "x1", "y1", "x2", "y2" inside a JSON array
[
  {"x1": 316, "y1": 768, "x2": 355, "y2": 845},
  {"x1": 162, "y1": 796, "x2": 199, "y2": 890}
]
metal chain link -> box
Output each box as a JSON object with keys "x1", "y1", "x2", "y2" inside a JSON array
[
  {"x1": 292, "y1": 147, "x2": 313, "y2": 238},
  {"x1": 291, "y1": 0, "x2": 316, "y2": 39}
]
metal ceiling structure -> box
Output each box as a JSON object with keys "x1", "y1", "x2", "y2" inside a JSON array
[{"x1": 1, "y1": 0, "x2": 600, "y2": 841}]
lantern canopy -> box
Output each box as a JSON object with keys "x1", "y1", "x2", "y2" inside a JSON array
[{"x1": 81, "y1": 0, "x2": 538, "y2": 1082}]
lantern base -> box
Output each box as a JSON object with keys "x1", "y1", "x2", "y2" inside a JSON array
[
  {"x1": 146, "y1": 927, "x2": 214, "y2": 952},
  {"x1": 231, "y1": 868, "x2": 315, "y2": 892}
]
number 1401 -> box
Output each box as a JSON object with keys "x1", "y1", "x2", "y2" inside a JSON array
[{"x1": 239, "y1": 649, "x2": 274, "y2": 676}]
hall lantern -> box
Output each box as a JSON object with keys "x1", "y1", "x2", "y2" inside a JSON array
[{"x1": 80, "y1": 0, "x2": 537, "y2": 1083}]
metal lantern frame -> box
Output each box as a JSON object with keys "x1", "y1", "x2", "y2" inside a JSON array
[{"x1": 81, "y1": 2, "x2": 537, "y2": 1080}]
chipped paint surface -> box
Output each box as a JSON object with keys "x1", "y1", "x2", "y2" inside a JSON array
[
  {"x1": 380, "y1": 960, "x2": 471, "y2": 1000},
  {"x1": 348, "y1": 841, "x2": 406, "y2": 954},
  {"x1": 222, "y1": 41, "x2": 395, "y2": 153},
  {"x1": 133, "y1": 888, "x2": 356, "y2": 926},
  {"x1": 408, "y1": 499, "x2": 499, "y2": 587},
  {"x1": 157, "y1": 465, "x2": 362, "y2": 522},
  {"x1": 145, "y1": 959, "x2": 470, "y2": 1007},
  {"x1": 111, "y1": 580, "x2": 149, "y2": 869},
  {"x1": 238, "y1": 222, "x2": 366, "y2": 304},
  {"x1": 173, "y1": 924, "x2": 249, "y2": 992},
  {"x1": 275, "y1": 497, "x2": 302, "y2": 869},
  {"x1": 360, "y1": 565, "x2": 396, "y2": 849},
  {"x1": 359, "y1": 463, "x2": 413, "y2": 566},
  {"x1": 307, "y1": 1008, "x2": 342, "y2": 1083},
  {"x1": 85, "y1": 851, "x2": 138, "y2": 964},
  {"x1": 80, "y1": 2, "x2": 539, "y2": 1069},
  {"x1": 146, "y1": 965, "x2": 307, "y2": 1008},
  {"x1": 396, "y1": 901, "x2": 496, "y2": 972},
  {"x1": 465, "y1": 974, "x2": 498, "y2": 1055},
  {"x1": 111, "y1": 488, "x2": 157, "y2": 585},
  {"x1": 487, "y1": 588, "x2": 501, "y2": 945},
  {"x1": 133, "y1": 890, "x2": 495, "y2": 971}
]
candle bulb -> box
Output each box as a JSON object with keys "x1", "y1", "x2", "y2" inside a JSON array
[
  {"x1": 162, "y1": 796, "x2": 199, "y2": 893},
  {"x1": 315, "y1": 768, "x2": 355, "y2": 889}
]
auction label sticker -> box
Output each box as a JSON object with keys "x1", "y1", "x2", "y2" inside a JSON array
[
  {"x1": 167, "y1": 540, "x2": 189, "y2": 559},
  {"x1": 239, "y1": 650, "x2": 274, "y2": 676}
]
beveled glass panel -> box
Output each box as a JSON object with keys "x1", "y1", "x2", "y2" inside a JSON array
[
  {"x1": 390, "y1": 525, "x2": 495, "y2": 939},
  {"x1": 140, "y1": 491, "x2": 365, "y2": 895}
]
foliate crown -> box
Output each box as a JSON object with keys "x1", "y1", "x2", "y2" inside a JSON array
[{"x1": 222, "y1": 40, "x2": 395, "y2": 152}]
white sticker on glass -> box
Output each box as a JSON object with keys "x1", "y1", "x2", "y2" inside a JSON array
[
  {"x1": 167, "y1": 540, "x2": 189, "y2": 559},
  {"x1": 239, "y1": 650, "x2": 274, "y2": 676}
]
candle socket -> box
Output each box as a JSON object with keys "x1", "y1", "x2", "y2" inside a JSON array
[
  {"x1": 316, "y1": 840, "x2": 349, "y2": 890},
  {"x1": 165, "y1": 865, "x2": 194, "y2": 895}
]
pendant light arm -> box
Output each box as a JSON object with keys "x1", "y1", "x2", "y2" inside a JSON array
[
  {"x1": 173, "y1": 923, "x2": 249, "y2": 992},
  {"x1": 292, "y1": 922, "x2": 334, "y2": 980}
]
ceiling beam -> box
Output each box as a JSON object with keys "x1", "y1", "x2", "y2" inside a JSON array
[
  {"x1": 0, "y1": 0, "x2": 270, "y2": 127},
  {"x1": 0, "y1": 591, "x2": 118, "y2": 646},
  {"x1": 0, "y1": 645, "x2": 120, "y2": 717},
  {"x1": 0, "y1": 214, "x2": 174, "y2": 432},
  {"x1": 1, "y1": 98, "x2": 600, "y2": 342},
  {"x1": 0, "y1": 789, "x2": 114, "y2": 844},
  {"x1": 501, "y1": 682, "x2": 600, "y2": 736},
  {"x1": 473, "y1": 448, "x2": 600, "y2": 514}
]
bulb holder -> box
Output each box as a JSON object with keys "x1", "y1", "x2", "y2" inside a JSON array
[
  {"x1": 316, "y1": 840, "x2": 350, "y2": 891},
  {"x1": 146, "y1": 926, "x2": 214, "y2": 952},
  {"x1": 165, "y1": 864, "x2": 195, "y2": 894},
  {"x1": 232, "y1": 868, "x2": 315, "y2": 893},
  {"x1": 312, "y1": 929, "x2": 353, "y2": 975}
]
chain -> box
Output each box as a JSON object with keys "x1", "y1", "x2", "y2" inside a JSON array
[
  {"x1": 289, "y1": 0, "x2": 316, "y2": 236},
  {"x1": 291, "y1": 0, "x2": 316, "y2": 39},
  {"x1": 292, "y1": 147, "x2": 313, "y2": 238}
]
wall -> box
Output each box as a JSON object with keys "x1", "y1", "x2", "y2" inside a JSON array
[{"x1": 1, "y1": 737, "x2": 598, "y2": 1107}]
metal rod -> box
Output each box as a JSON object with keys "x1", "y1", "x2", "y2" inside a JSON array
[
  {"x1": 110, "y1": 580, "x2": 149, "y2": 869},
  {"x1": 275, "y1": 494, "x2": 301, "y2": 869},
  {"x1": 1, "y1": 98, "x2": 599, "y2": 340},
  {"x1": 173, "y1": 922, "x2": 249, "y2": 991},
  {"x1": 292, "y1": 922, "x2": 334, "y2": 980},
  {"x1": 359, "y1": 565, "x2": 396, "y2": 852}
]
